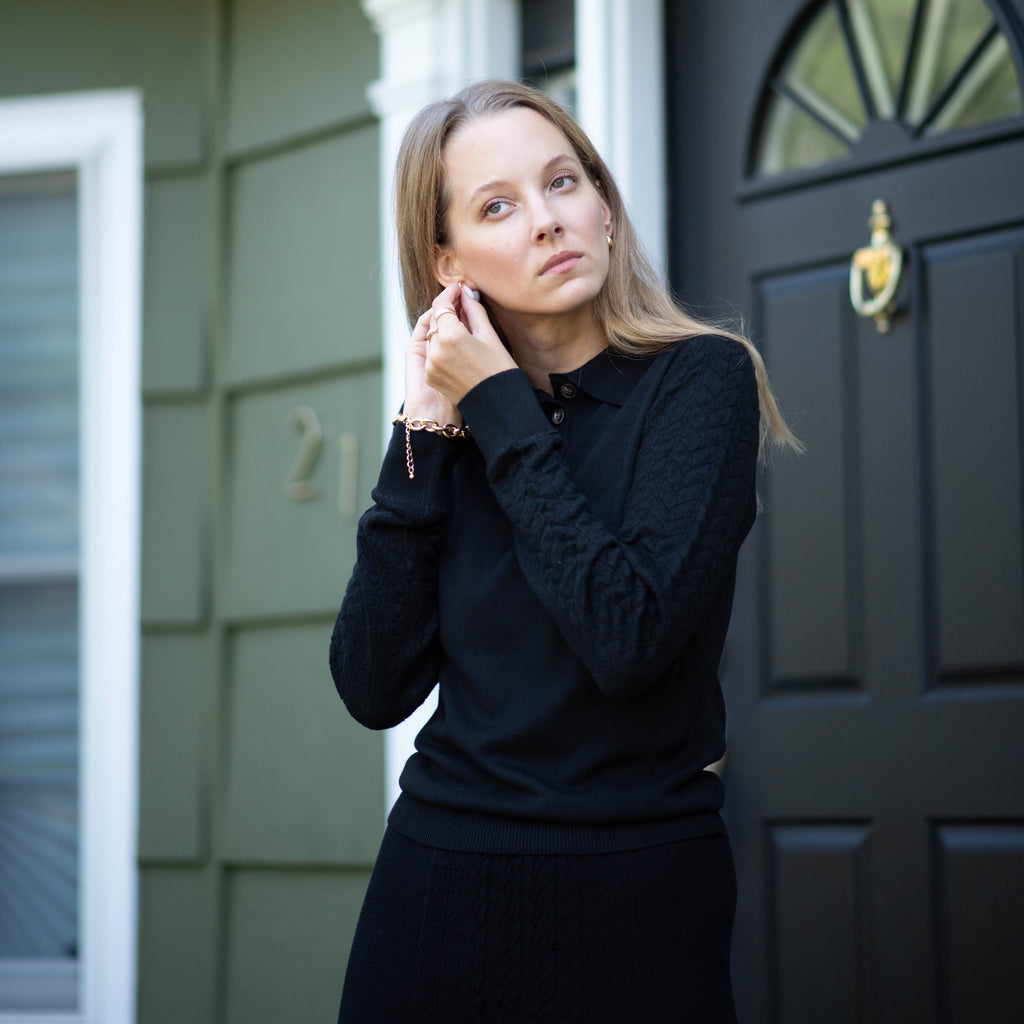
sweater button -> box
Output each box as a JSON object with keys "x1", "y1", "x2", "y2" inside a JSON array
[
  {"x1": 551, "y1": 407, "x2": 565, "y2": 425},
  {"x1": 559, "y1": 382, "x2": 578, "y2": 399}
]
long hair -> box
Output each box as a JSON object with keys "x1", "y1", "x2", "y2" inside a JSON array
[{"x1": 394, "y1": 79, "x2": 801, "y2": 458}]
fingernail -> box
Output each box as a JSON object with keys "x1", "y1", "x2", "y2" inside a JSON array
[{"x1": 462, "y1": 284, "x2": 479, "y2": 301}]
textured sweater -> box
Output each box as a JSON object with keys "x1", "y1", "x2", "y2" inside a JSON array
[{"x1": 329, "y1": 335, "x2": 760, "y2": 854}]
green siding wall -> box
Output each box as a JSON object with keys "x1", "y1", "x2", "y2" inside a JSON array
[
  {"x1": 226, "y1": 0, "x2": 379, "y2": 154},
  {"x1": 141, "y1": 403, "x2": 211, "y2": 624},
  {"x1": 223, "y1": 374, "x2": 380, "y2": 618},
  {"x1": 223, "y1": 869, "x2": 370, "y2": 1024},
  {"x1": 138, "y1": 634, "x2": 211, "y2": 861},
  {"x1": 222, "y1": 624, "x2": 382, "y2": 864},
  {"x1": 225, "y1": 128, "x2": 382, "y2": 384},
  {"x1": 0, "y1": 0, "x2": 208, "y2": 167},
  {"x1": 142, "y1": 177, "x2": 209, "y2": 392},
  {"x1": 138, "y1": 868, "x2": 218, "y2": 1024},
  {"x1": 1, "y1": 2, "x2": 383, "y2": 1021}
]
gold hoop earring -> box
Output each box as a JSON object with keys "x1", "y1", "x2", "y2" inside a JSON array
[{"x1": 607, "y1": 234, "x2": 614, "y2": 250}]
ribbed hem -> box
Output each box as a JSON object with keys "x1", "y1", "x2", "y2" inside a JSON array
[{"x1": 387, "y1": 794, "x2": 727, "y2": 856}]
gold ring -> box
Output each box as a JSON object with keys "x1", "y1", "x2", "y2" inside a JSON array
[
  {"x1": 425, "y1": 328, "x2": 439, "y2": 341},
  {"x1": 436, "y1": 307, "x2": 458, "y2": 322}
]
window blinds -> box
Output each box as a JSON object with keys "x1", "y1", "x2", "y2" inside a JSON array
[{"x1": 0, "y1": 172, "x2": 79, "y2": 1011}]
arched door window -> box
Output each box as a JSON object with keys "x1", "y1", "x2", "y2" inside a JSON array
[{"x1": 751, "y1": 0, "x2": 1024, "y2": 177}]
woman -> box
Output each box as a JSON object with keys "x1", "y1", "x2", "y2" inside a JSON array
[{"x1": 330, "y1": 79, "x2": 799, "y2": 1023}]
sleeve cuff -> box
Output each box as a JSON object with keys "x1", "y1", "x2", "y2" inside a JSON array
[
  {"x1": 458, "y1": 369, "x2": 555, "y2": 467},
  {"x1": 373, "y1": 420, "x2": 465, "y2": 519}
]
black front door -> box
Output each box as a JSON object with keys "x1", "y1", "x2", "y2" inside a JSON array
[{"x1": 667, "y1": 2, "x2": 1024, "y2": 1021}]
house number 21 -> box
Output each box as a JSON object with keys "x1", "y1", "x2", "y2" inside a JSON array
[{"x1": 285, "y1": 406, "x2": 358, "y2": 516}]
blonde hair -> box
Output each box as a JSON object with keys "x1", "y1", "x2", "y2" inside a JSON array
[{"x1": 394, "y1": 79, "x2": 801, "y2": 458}]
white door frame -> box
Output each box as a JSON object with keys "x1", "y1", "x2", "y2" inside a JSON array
[{"x1": 0, "y1": 89, "x2": 143, "y2": 1024}]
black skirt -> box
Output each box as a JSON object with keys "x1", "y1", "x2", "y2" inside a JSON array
[{"x1": 337, "y1": 827, "x2": 737, "y2": 1024}]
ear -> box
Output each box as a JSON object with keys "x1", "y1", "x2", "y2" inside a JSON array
[{"x1": 434, "y1": 246, "x2": 464, "y2": 287}]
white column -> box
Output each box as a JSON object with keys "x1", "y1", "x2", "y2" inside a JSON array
[
  {"x1": 361, "y1": 0, "x2": 518, "y2": 813},
  {"x1": 575, "y1": 0, "x2": 667, "y2": 274}
]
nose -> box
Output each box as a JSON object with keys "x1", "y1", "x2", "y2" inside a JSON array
[{"x1": 531, "y1": 196, "x2": 563, "y2": 243}]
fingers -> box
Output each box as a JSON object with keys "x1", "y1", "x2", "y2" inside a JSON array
[
  {"x1": 457, "y1": 284, "x2": 492, "y2": 337},
  {"x1": 419, "y1": 281, "x2": 481, "y2": 338},
  {"x1": 423, "y1": 282, "x2": 494, "y2": 354},
  {"x1": 429, "y1": 283, "x2": 465, "y2": 332},
  {"x1": 412, "y1": 285, "x2": 462, "y2": 347},
  {"x1": 411, "y1": 306, "x2": 434, "y2": 344}
]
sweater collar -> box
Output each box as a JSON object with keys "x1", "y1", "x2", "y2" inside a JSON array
[{"x1": 546, "y1": 345, "x2": 656, "y2": 407}]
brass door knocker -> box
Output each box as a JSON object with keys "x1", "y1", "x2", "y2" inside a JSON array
[{"x1": 849, "y1": 199, "x2": 904, "y2": 333}]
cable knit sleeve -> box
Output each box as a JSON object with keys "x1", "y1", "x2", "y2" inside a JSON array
[
  {"x1": 459, "y1": 335, "x2": 760, "y2": 699},
  {"x1": 328, "y1": 423, "x2": 463, "y2": 729}
]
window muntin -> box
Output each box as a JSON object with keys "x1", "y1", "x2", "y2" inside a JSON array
[{"x1": 754, "y1": 0, "x2": 1024, "y2": 177}]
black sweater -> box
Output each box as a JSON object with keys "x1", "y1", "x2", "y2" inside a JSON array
[{"x1": 329, "y1": 335, "x2": 760, "y2": 854}]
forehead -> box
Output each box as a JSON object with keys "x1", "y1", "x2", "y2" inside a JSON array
[{"x1": 443, "y1": 107, "x2": 578, "y2": 190}]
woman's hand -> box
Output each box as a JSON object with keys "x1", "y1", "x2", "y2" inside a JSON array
[
  {"x1": 423, "y1": 283, "x2": 518, "y2": 406},
  {"x1": 403, "y1": 302, "x2": 461, "y2": 426}
]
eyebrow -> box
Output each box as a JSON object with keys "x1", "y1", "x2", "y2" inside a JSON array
[{"x1": 466, "y1": 152, "x2": 579, "y2": 205}]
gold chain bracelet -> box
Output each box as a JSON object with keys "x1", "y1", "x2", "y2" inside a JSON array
[{"x1": 393, "y1": 415, "x2": 470, "y2": 479}]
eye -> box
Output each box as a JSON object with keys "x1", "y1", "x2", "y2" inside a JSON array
[
  {"x1": 483, "y1": 199, "x2": 510, "y2": 217},
  {"x1": 551, "y1": 173, "x2": 577, "y2": 191}
]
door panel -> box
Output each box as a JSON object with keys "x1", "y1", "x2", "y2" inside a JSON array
[
  {"x1": 935, "y1": 823, "x2": 1024, "y2": 1022},
  {"x1": 768, "y1": 822, "x2": 871, "y2": 1024},
  {"x1": 924, "y1": 228, "x2": 1024, "y2": 680},
  {"x1": 758, "y1": 268, "x2": 861, "y2": 690},
  {"x1": 667, "y1": 2, "x2": 1024, "y2": 1021},
  {"x1": 752, "y1": 221, "x2": 1023, "y2": 1020}
]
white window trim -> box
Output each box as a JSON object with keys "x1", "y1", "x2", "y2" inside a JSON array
[
  {"x1": 0, "y1": 90, "x2": 143, "y2": 1024},
  {"x1": 362, "y1": 0, "x2": 666, "y2": 813}
]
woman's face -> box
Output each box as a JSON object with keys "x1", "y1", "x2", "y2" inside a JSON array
[{"x1": 436, "y1": 107, "x2": 613, "y2": 329}]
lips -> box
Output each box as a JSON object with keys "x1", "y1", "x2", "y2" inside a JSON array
[{"x1": 539, "y1": 251, "x2": 583, "y2": 275}]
